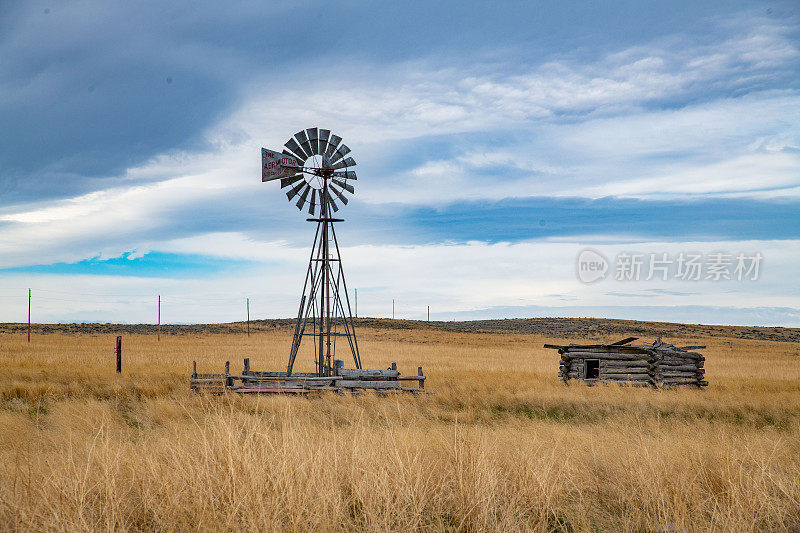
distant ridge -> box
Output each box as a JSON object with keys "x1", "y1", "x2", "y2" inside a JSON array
[{"x1": 1, "y1": 317, "x2": 798, "y2": 343}]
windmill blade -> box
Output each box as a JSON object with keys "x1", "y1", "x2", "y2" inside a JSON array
[
  {"x1": 308, "y1": 189, "x2": 316, "y2": 215},
  {"x1": 285, "y1": 180, "x2": 306, "y2": 201},
  {"x1": 332, "y1": 178, "x2": 354, "y2": 194},
  {"x1": 296, "y1": 184, "x2": 311, "y2": 210},
  {"x1": 301, "y1": 129, "x2": 316, "y2": 156},
  {"x1": 280, "y1": 176, "x2": 303, "y2": 189},
  {"x1": 332, "y1": 157, "x2": 356, "y2": 170},
  {"x1": 293, "y1": 130, "x2": 312, "y2": 159},
  {"x1": 329, "y1": 144, "x2": 351, "y2": 164},
  {"x1": 284, "y1": 138, "x2": 307, "y2": 162},
  {"x1": 332, "y1": 170, "x2": 357, "y2": 180},
  {"x1": 318, "y1": 129, "x2": 330, "y2": 155},
  {"x1": 324, "y1": 135, "x2": 342, "y2": 159},
  {"x1": 305, "y1": 128, "x2": 319, "y2": 155},
  {"x1": 301, "y1": 140, "x2": 315, "y2": 158},
  {"x1": 326, "y1": 195, "x2": 339, "y2": 213},
  {"x1": 330, "y1": 184, "x2": 349, "y2": 205},
  {"x1": 318, "y1": 142, "x2": 333, "y2": 163}
]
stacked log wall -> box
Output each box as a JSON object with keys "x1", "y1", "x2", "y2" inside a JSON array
[
  {"x1": 652, "y1": 348, "x2": 707, "y2": 387},
  {"x1": 554, "y1": 339, "x2": 707, "y2": 388}
]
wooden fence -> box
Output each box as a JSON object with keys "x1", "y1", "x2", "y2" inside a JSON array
[{"x1": 190, "y1": 359, "x2": 426, "y2": 394}]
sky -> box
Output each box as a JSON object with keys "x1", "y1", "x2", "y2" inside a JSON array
[{"x1": 1, "y1": 0, "x2": 799, "y2": 326}]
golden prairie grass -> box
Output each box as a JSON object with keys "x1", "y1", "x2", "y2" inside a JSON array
[{"x1": 1, "y1": 326, "x2": 799, "y2": 531}]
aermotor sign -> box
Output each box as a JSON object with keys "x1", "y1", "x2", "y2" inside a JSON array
[{"x1": 261, "y1": 148, "x2": 300, "y2": 182}]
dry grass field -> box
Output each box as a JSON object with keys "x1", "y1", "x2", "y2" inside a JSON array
[{"x1": 1, "y1": 320, "x2": 799, "y2": 531}]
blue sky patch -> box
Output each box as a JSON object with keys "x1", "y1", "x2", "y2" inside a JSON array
[
  {"x1": 1, "y1": 252, "x2": 252, "y2": 278},
  {"x1": 369, "y1": 197, "x2": 800, "y2": 244}
]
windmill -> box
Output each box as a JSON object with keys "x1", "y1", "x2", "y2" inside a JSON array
[
  {"x1": 261, "y1": 128, "x2": 361, "y2": 377},
  {"x1": 188, "y1": 129, "x2": 426, "y2": 393}
]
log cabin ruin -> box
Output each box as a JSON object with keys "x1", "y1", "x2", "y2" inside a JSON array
[{"x1": 545, "y1": 337, "x2": 707, "y2": 387}]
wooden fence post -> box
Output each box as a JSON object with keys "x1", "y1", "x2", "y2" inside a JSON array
[
  {"x1": 418, "y1": 366, "x2": 424, "y2": 390},
  {"x1": 27, "y1": 288, "x2": 31, "y2": 343},
  {"x1": 115, "y1": 336, "x2": 122, "y2": 373},
  {"x1": 224, "y1": 361, "x2": 231, "y2": 389}
]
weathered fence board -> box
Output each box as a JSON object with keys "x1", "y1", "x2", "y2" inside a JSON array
[
  {"x1": 339, "y1": 369, "x2": 400, "y2": 379},
  {"x1": 191, "y1": 359, "x2": 426, "y2": 394},
  {"x1": 339, "y1": 380, "x2": 401, "y2": 389}
]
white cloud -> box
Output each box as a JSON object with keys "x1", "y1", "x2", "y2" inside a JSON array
[
  {"x1": 359, "y1": 91, "x2": 800, "y2": 203},
  {"x1": 573, "y1": 152, "x2": 800, "y2": 198},
  {"x1": 227, "y1": 14, "x2": 799, "y2": 144},
  {"x1": 2, "y1": 236, "x2": 797, "y2": 325}
]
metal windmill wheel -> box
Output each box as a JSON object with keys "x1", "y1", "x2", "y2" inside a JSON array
[{"x1": 262, "y1": 127, "x2": 357, "y2": 216}]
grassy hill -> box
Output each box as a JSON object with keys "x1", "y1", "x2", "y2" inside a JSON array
[{"x1": 2, "y1": 316, "x2": 799, "y2": 342}]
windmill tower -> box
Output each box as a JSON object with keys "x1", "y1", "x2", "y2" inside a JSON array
[{"x1": 261, "y1": 128, "x2": 360, "y2": 377}]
